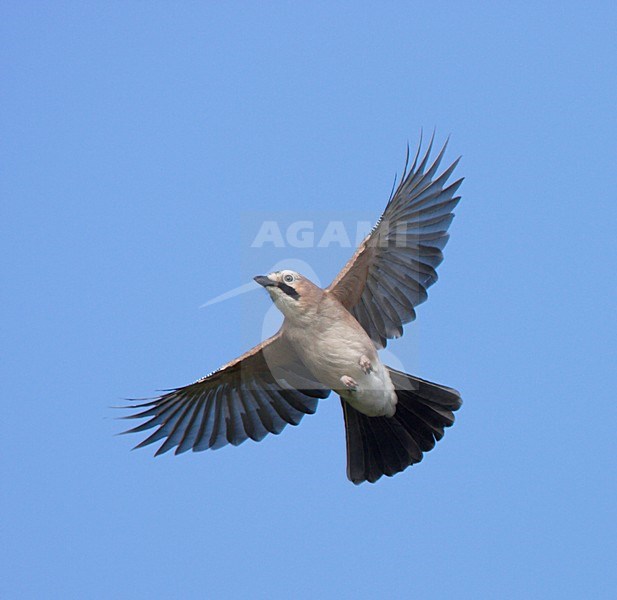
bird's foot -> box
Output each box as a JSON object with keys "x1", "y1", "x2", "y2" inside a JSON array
[
  {"x1": 359, "y1": 354, "x2": 373, "y2": 374},
  {"x1": 340, "y1": 375, "x2": 358, "y2": 391}
]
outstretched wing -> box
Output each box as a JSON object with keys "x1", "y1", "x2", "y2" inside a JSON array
[
  {"x1": 327, "y1": 134, "x2": 463, "y2": 348},
  {"x1": 122, "y1": 332, "x2": 330, "y2": 455}
]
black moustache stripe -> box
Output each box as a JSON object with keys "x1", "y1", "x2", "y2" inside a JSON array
[{"x1": 278, "y1": 281, "x2": 300, "y2": 299}]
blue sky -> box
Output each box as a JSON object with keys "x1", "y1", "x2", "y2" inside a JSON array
[{"x1": 2, "y1": 2, "x2": 616, "y2": 599}]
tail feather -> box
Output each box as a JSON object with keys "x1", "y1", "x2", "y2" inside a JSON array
[{"x1": 342, "y1": 367, "x2": 462, "y2": 484}]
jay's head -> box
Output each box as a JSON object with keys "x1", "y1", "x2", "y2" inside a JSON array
[{"x1": 254, "y1": 270, "x2": 322, "y2": 319}]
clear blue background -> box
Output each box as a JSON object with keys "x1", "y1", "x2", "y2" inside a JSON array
[{"x1": 2, "y1": 2, "x2": 615, "y2": 599}]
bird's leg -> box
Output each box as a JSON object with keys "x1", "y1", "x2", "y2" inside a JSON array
[
  {"x1": 359, "y1": 354, "x2": 373, "y2": 374},
  {"x1": 340, "y1": 375, "x2": 358, "y2": 391}
]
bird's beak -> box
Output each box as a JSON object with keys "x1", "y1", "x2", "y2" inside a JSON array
[{"x1": 254, "y1": 275, "x2": 277, "y2": 288}]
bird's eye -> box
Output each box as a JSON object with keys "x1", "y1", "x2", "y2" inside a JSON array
[{"x1": 283, "y1": 274, "x2": 294, "y2": 284}]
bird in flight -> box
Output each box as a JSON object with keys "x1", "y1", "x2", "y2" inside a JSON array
[{"x1": 123, "y1": 135, "x2": 463, "y2": 484}]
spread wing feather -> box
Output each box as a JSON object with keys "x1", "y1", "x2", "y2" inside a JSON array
[
  {"x1": 327, "y1": 134, "x2": 463, "y2": 348},
  {"x1": 121, "y1": 333, "x2": 330, "y2": 455}
]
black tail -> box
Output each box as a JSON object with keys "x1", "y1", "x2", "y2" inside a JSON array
[{"x1": 341, "y1": 367, "x2": 462, "y2": 484}]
